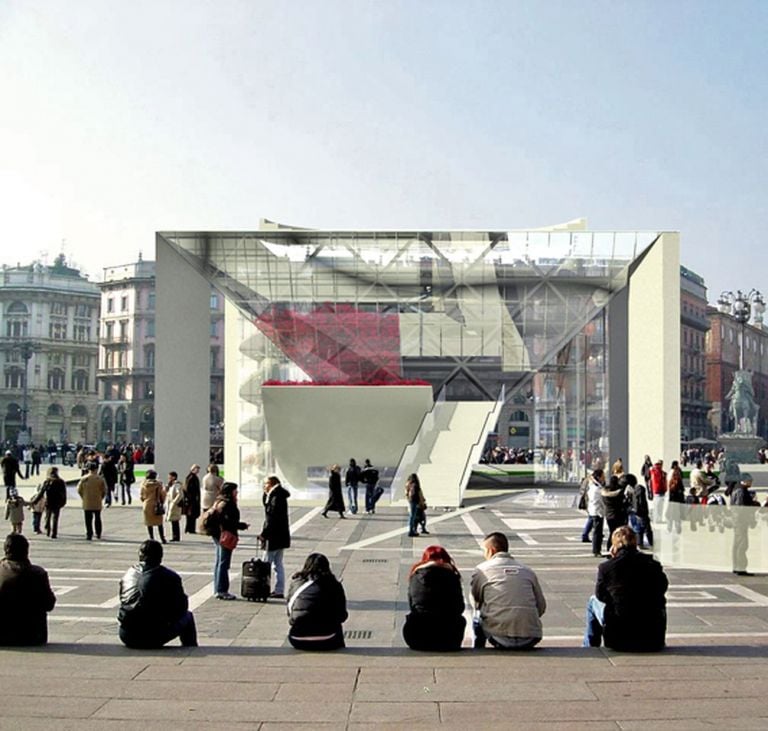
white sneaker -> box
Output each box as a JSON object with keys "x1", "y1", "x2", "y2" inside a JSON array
[{"x1": 216, "y1": 592, "x2": 237, "y2": 601}]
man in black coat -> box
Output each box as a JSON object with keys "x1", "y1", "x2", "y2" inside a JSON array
[
  {"x1": 118, "y1": 540, "x2": 197, "y2": 648},
  {"x1": 100, "y1": 455, "x2": 119, "y2": 507},
  {"x1": 1, "y1": 450, "x2": 24, "y2": 499},
  {"x1": 583, "y1": 525, "x2": 668, "y2": 651},
  {"x1": 0, "y1": 533, "x2": 56, "y2": 645},
  {"x1": 258, "y1": 475, "x2": 291, "y2": 599}
]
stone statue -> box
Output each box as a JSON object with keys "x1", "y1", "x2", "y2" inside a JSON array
[{"x1": 725, "y1": 370, "x2": 759, "y2": 435}]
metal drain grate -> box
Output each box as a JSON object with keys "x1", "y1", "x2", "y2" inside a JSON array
[
  {"x1": 344, "y1": 630, "x2": 372, "y2": 640},
  {"x1": 361, "y1": 558, "x2": 388, "y2": 563}
]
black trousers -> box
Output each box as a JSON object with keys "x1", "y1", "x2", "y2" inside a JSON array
[
  {"x1": 44, "y1": 508, "x2": 61, "y2": 538},
  {"x1": 84, "y1": 510, "x2": 102, "y2": 539}
]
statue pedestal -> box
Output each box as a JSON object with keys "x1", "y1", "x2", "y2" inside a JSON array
[{"x1": 718, "y1": 434, "x2": 765, "y2": 464}]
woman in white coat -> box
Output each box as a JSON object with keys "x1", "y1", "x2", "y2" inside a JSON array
[
  {"x1": 586, "y1": 468, "x2": 606, "y2": 557},
  {"x1": 165, "y1": 471, "x2": 184, "y2": 542}
]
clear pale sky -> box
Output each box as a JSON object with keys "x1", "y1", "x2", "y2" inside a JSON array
[{"x1": 1, "y1": 0, "x2": 766, "y2": 301}]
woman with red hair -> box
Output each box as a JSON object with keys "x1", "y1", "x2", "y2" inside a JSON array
[{"x1": 402, "y1": 545, "x2": 466, "y2": 651}]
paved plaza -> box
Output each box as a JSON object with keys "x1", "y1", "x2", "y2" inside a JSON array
[{"x1": 2, "y1": 477, "x2": 768, "y2": 729}]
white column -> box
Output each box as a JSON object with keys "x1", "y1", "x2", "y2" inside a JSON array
[{"x1": 155, "y1": 234, "x2": 210, "y2": 476}]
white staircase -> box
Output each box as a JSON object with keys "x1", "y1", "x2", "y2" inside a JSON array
[{"x1": 392, "y1": 398, "x2": 501, "y2": 508}]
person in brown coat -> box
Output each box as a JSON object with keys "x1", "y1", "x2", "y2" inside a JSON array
[
  {"x1": 140, "y1": 470, "x2": 167, "y2": 544},
  {"x1": 77, "y1": 462, "x2": 107, "y2": 540}
]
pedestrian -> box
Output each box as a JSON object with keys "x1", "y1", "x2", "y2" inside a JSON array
[
  {"x1": 601, "y1": 474, "x2": 628, "y2": 551},
  {"x1": 30, "y1": 446, "x2": 41, "y2": 477},
  {"x1": 118, "y1": 453, "x2": 135, "y2": 505},
  {"x1": 625, "y1": 473, "x2": 653, "y2": 549},
  {"x1": 0, "y1": 534, "x2": 56, "y2": 645},
  {"x1": 345, "y1": 458, "x2": 361, "y2": 515},
  {"x1": 165, "y1": 471, "x2": 184, "y2": 542},
  {"x1": 118, "y1": 539, "x2": 197, "y2": 648},
  {"x1": 41, "y1": 466, "x2": 67, "y2": 539},
  {"x1": 648, "y1": 459, "x2": 667, "y2": 523},
  {"x1": 286, "y1": 552, "x2": 347, "y2": 651},
  {"x1": 258, "y1": 475, "x2": 291, "y2": 599},
  {"x1": 403, "y1": 545, "x2": 465, "y2": 651},
  {"x1": 209, "y1": 481, "x2": 249, "y2": 600},
  {"x1": 586, "y1": 468, "x2": 605, "y2": 557},
  {"x1": 77, "y1": 462, "x2": 106, "y2": 540},
  {"x1": 321, "y1": 464, "x2": 345, "y2": 519},
  {"x1": 405, "y1": 474, "x2": 423, "y2": 537},
  {"x1": 1, "y1": 450, "x2": 24, "y2": 500},
  {"x1": 200, "y1": 464, "x2": 220, "y2": 511},
  {"x1": 183, "y1": 464, "x2": 203, "y2": 533},
  {"x1": 360, "y1": 459, "x2": 379, "y2": 514},
  {"x1": 29, "y1": 485, "x2": 45, "y2": 534},
  {"x1": 5, "y1": 489, "x2": 27, "y2": 534},
  {"x1": 22, "y1": 446, "x2": 32, "y2": 480},
  {"x1": 100, "y1": 454, "x2": 119, "y2": 508},
  {"x1": 140, "y1": 470, "x2": 167, "y2": 544}
]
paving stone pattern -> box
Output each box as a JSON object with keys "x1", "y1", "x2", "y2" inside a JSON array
[{"x1": 2, "y1": 479, "x2": 767, "y2": 729}]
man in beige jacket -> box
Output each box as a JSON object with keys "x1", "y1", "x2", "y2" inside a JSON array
[
  {"x1": 77, "y1": 462, "x2": 106, "y2": 540},
  {"x1": 470, "y1": 531, "x2": 547, "y2": 650}
]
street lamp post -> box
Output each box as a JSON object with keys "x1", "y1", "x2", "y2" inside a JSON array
[{"x1": 18, "y1": 341, "x2": 36, "y2": 442}]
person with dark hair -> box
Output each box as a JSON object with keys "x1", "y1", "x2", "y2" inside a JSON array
[
  {"x1": 405, "y1": 473, "x2": 423, "y2": 537},
  {"x1": 259, "y1": 475, "x2": 290, "y2": 599},
  {"x1": 77, "y1": 462, "x2": 106, "y2": 540},
  {"x1": 625, "y1": 473, "x2": 653, "y2": 549},
  {"x1": 140, "y1": 470, "x2": 167, "y2": 544},
  {"x1": 583, "y1": 525, "x2": 668, "y2": 651},
  {"x1": 118, "y1": 452, "x2": 135, "y2": 505},
  {"x1": 344, "y1": 458, "x2": 361, "y2": 515},
  {"x1": 585, "y1": 468, "x2": 605, "y2": 557},
  {"x1": 321, "y1": 464, "x2": 346, "y2": 519},
  {"x1": 403, "y1": 545, "x2": 465, "y2": 651},
  {"x1": 360, "y1": 459, "x2": 379, "y2": 514},
  {"x1": 118, "y1": 539, "x2": 197, "y2": 648},
  {"x1": 183, "y1": 464, "x2": 203, "y2": 533},
  {"x1": 601, "y1": 474, "x2": 628, "y2": 552},
  {"x1": 1, "y1": 450, "x2": 24, "y2": 500},
  {"x1": 200, "y1": 464, "x2": 220, "y2": 511},
  {"x1": 471, "y1": 531, "x2": 546, "y2": 650},
  {"x1": 40, "y1": 466, "x2": 67, "y2": 539},
  {"x1": 100, "y1": 454, "x2": 119, "y2": 508},
  {"x1": 0, "y1": 533, "x2": 56, "y2": 645},
  {"x1": 210, "y1": 482, "x2": 249, "y2": 600},
  {"x1": 165, "y1": 471, "x2": 184, "y2": 542},
  {"x1": 286, "y1": 552, "x2": 347, "y2": 651}
]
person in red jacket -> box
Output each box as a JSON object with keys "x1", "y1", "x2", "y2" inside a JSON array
[{"x1": 648, "y1": 459, "x2": 667, "y2": 523}]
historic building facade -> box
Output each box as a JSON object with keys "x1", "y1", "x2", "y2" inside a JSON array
[
  {"x1": 679, "y1": 267, "x2": 711, "y2": 441},
  {"x1": 97, "y1": 258, "x2": 224, "y2": 445},
  {"x1": 706, "y1": 302, "x2": 768, "y2": 439},
  {"x1": 0, "y1": 257, "x2": 100, "y2": 445}
]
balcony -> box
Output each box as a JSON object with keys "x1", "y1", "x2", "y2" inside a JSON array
[{"x1": 100, "y1": 335, "x2": 129, "y2": 346}]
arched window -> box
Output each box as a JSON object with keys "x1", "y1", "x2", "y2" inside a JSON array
[
  {"x1": 140, "y1": 406, "x2": 154, "y2": 438},
  {"x1": 100, "y1": 407, "x2": 113, "y2": 440},
  {"x1": 72, "y1": 369, "x2": 89, "y2": 392},
  {"x1": 144, "y1": 346, "x2": 155, "y2": 369},
  {"x1": 5, "y1": 403, "x2": 21, "y2": 422},
  {"x1": 509, "y1": 410, "x2": 529, "y2": 423},
  {"x1": 47, "y1": 403, "x2": 63, "y2": 417},
  {"x1": 48, "y1": 368, "x2": 65, "y2": 391},
  {"x1": 5, "y1": 301, "x2": 29, "y2": 337},
  {"x1": 72, "y1": 404, "x2": 88, "y2": 418},
  {"x1": 115, "y1": 407, "x2": 127, "y2": 434}
]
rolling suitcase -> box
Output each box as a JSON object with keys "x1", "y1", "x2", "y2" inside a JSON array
[{"x1": 241, "y1": 557, "x2": 271, "y2": 602}]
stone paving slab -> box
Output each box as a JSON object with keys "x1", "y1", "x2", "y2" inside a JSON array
[{"x1": 1, "y1": 486, "x2": 768, "y2": 728}]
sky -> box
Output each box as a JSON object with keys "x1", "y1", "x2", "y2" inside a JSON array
[{"x1": 1, "y1": 0, "x2": 766, "y2": 301}]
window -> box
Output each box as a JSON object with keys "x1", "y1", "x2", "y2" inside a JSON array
[
  {"x1": 75, "y1": 304, "x2": 90, "y2": 318},
  {"x1": 73, "y1": 353, "x2": 89, "y2": 367},
  {"x1": 49, "y1": 353, "x2": 63, "y2": 366},
  {"x1": 144, "y1": 346, "x2": 155, "y2": 369},
  {"x1": 144, "y1": 381, "x2": 154, "y2": 399},
  {"x1": 50, "y1": 302, "x2": 67, "y2": 315},
  {"x1": 148, "y1": 292, "x2": 155, "y2": 310},
  {"x1": 107, "y1": 298, "x2": 114, "y2": 313},
  {"x1": 119, "y1": 320, "x2": 128, "y2": 339},
  {"x1": 4, "y1": 368, "x2": 24, "y2": 389},
  {"x1": 49, "y1": 322, "x2": 67, "y2": 340},
  {"x1": 105, "y1": 322, "x2": 114, "y2": 340},
  {"x1": 48, "y1": 368, "x2": 65, "y2": 391},
  {"x1": 210, "y1": 293, "x2": 218, "y2": 309},
  {"x1": 5, "y1": 302, "x2": 29, "y2": 338},
  {"x1": 72, "y1": 370, "x2": 89, "y2": 391},
  {"x1": 146, "y1": 319, "x2": 155, "y2": 337},
  {"x1": 210, "y1": 320, "x2": 218, "y2": 338},
  {"x1": 210, "y1": 347, "x2": 218, "y2": 369},
  {"x1": 74, "y1": 324, "x2": 90, "y2": 341},
  {"x1": 121, "y1": 296, "x2": 128, "y2": 311}
]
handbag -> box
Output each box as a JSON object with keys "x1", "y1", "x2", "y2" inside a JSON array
[
  {"x1": 153, "y1": 499, "x2": 165, "y2": 516},
  {"x1": 219, "y1": 529, "x2": 239, "y2": 551}
]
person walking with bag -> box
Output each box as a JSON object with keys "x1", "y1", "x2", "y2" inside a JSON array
[
  {"x1": 258, "y1": 475, "x2": 290, "y2": 599},
  {"x1": 208, "y1": 481, "x2": 249, "y2": 600},
  {"x1": 41, "y1": 466, "x2": 67, "y2": 539},
  {"x1": 321, "y1": 464, "x2": 345, "y2": 519},
  {"x1": 140, "y1": 470, "x2": 167, "y2": 544}
]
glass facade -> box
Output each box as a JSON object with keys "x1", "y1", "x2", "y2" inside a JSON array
[{"x1": 160, "y1": 229, "x2": 661, "y2": 489}]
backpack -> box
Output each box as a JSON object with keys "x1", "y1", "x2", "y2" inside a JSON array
[{"x1": 199, "y1": 504, "x2": 221, "y2": 535}]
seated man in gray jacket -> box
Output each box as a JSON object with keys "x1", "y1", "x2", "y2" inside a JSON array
[{"x1": 470, "y1": 531, "x2": 546, "y2": 650}]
